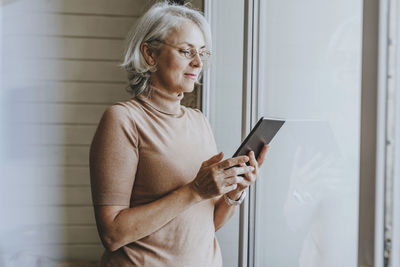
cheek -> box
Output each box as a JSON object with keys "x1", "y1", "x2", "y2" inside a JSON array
[
  {"x1": 163, "y1": 53, "x2": 185, "y2": 69},
  {"x1": 156, "y1": 53, "x2": 188, "y2": 84},
  {"x1": 164, "y1": 64, "x2": 186, "y2": 83},
  {"x1": 169, "y1": 59, "x2": 185, "y2": 74}
]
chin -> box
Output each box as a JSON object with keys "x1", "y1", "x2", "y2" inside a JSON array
[
  {"x1": 180, "y1": 84, "x2": 196, "y2": 93},
  {"x1": 184, "y1": 87, "x2": 195, "y2": 93}
]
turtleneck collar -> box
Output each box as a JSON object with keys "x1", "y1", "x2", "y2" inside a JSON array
[{"x1": 136, "y1": 86, "x2": 184, "y2": 116}]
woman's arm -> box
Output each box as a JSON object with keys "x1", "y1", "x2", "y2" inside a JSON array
[
  {"x1": 94, "y1": 153, "x2": 251, "y2": 251},
  {"x1": 94, "y1": 183, "x2": 201, "y2": 252},
  {"x1": 213, "y1": 188, "x2": 245, "y2": 231},
  {"x1": 93, "y1": 148, "x2": 252, "y2": 252},
  {"x1": 213, "y1": 145, "x2": 269, "y2": 231}
]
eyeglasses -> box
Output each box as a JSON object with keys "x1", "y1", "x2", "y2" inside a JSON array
[{"x1": 155, "y1": 40, "x2": 211, "y2": 61}]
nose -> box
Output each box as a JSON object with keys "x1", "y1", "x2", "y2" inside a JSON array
[{"x1": 190, "y1": 52, "x2": 203, "y2": 68}]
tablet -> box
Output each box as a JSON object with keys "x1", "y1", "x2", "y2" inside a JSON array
[{"x1": 233, "y1": 117, "x2": 285, "y2": 158}]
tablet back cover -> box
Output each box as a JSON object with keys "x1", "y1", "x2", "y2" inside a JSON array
[{"x1": 233, "y1": 118, "x2": 285, "y2": 158}]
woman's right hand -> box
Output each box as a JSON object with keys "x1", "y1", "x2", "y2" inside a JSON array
[{"x1": 189, "y1": 152, "x2": 254, "y2": 199}]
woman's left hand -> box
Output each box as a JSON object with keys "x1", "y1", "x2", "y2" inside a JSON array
[{"x1": 226, "y1": 145, "x2": 269, "y2": 200}]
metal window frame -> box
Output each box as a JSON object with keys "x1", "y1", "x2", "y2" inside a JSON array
[
  {"x1": 202, "y1": 0, "x2": 212, "y2": 119},
  {"x1": 392, "y1": 2, "x2": 400, "y2": 260},
  {"x1": 360, "y1": 0, "x2": 390, "y2": 266},
  {"x1": 388, "y1": 0, "x2": 400, "y2": 266},
  {"x1": 239, "y1": 0, "x2": 259, "y2": 266}
]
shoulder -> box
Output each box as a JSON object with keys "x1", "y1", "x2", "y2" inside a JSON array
[
  {"x1": 96, "y1": 101, "x2": 139, "y2": 145},
  {"x1": 98, "y1": 100, "x2": 142, "y2": 135},
  {"x1": 183, "y1": 106, "x2": 206, "y2": 120},
  {"x1": 102, "y1": 98, "x2": 144, "y2": 122},
  {"x1": 102, "y1": 103, "x2": 128, "y2": 119},
  {"x1": 183, "y1": 107, "x2": 213, "y2": 130}
]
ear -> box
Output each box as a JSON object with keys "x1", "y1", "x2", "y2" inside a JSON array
[{"x1": 140, "y1": 42, "x2": 156, "y2": 66}]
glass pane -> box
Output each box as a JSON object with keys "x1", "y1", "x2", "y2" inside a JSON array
[{"x1": 254, "y1": 1, "x2": 363, "y2": 266}]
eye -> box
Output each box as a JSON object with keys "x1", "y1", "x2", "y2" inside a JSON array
[
  {"x1": 199, "y1": 50, "x2": 211, "y2": 59},
  {"x1": 178, "y1": 49, "x2": 191, "y2": 57},
  {"x1": 198, "y1": 50, "x2": 206, "y2": 57}
]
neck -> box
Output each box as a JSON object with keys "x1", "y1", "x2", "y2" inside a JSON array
[
  {"x1": 149, "y1": 83, "x2": 184, "y2": 98},
  {"x1": 137, "y1": 85, "x2": 184, "y2": 116}
]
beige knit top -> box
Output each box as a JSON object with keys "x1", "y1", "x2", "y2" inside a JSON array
[{"x1": 90, "y1": 87, "x2": 223, "y2": 266}]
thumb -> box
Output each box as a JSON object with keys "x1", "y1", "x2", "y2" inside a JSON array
[{"x1": 202, "y1": 152, "x2": 224, "y2": 167}]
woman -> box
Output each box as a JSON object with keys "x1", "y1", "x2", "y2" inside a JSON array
[{"x1": 90, "y1": 2, "x2": 268, "y2": 266}]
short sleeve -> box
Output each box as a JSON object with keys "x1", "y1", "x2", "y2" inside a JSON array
[{"x1": 90, "y1": 104, "x2": 139, "y2": 206}]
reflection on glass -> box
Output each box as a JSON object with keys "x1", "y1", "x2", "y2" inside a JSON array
[
  {"x1": 257, "y1": 121, "x2": 359, "y2": 266},
  {"x1": 254, "y1": 0, "x2": 362, "y2": 266}
]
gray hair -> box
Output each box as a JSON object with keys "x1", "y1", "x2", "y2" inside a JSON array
[{"x1": 121, "y1": 2, "x2": 212, "y2": 96}]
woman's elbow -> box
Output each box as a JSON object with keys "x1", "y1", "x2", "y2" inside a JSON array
[
  {"x1": 101, "y1": 231, "x2": 124, "y2": 252},
  {"x1": 94, "y1": 206, "x2": 129, "y2": 252}
]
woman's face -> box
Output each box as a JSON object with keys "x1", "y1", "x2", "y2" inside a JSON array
[{"x1": 150, "y1": 22, "x2": 206, "y2": 94}]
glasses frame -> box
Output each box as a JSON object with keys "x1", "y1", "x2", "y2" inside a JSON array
[{"x1": 154, "y1": 40, "x2": 212, "y2": 62}]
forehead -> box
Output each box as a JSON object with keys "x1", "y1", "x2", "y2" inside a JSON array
[{"x1": 165, "y1": 21, "x2": 205, "y2": 48}]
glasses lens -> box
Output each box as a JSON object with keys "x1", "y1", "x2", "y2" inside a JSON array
[
  {"x1": 181, "y1": 47, "x2": 212, "y2": 61},
  {"x1": 199, "y1": 50, "x2": 211, "y2": 61}
]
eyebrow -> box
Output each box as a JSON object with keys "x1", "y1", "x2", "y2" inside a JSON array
[{"x1": 178, "y1": 42, "x2": 207, "y2": 49}]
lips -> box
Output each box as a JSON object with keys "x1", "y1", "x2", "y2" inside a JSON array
[{"x1": 184, "y1": 73, "x2": 198, "y2": 80}]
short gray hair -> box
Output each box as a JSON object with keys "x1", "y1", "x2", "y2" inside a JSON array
[{"x1": 121, "y1": 2, "x2": 212, "y2": 96}]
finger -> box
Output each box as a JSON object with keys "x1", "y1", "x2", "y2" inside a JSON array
[
  {"x1": 202, "y1": 152, "x2": 224, "y2": 167},
  {"x1": 216, "y1": 156, "x2": 249, "y2": 170},
  {"x1": 240, "y1": 163, "x2": 254, "y2": 180},
  {"x1": 248, "y1": 151, "x2": 258, "y2": 169},
  {"x1": 223, "y1": 166, "x2": 254, "y2": 178},
  {"x1": 257, "y1": 145, "x2": 269, "y2": 166},
  {"x1": 240, "y1": 162, "x2": 251, "y2": 179},
  {"x1": 222, "y1": 183, "x2": 238, "y2": 194},
  {"x1": 224, "y1": 176, "x2": 243, "y2": 186}
]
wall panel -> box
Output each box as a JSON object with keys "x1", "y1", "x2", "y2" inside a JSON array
[
  {"x1": 1, "y1": 0, "x2": 140, "y2": 264},
  {"x1": 1, "y1": 0, "x2": 204, "y2": 265},
  {"x1": 3, "y1": 13, "x2": 136, "y2": 38}
]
